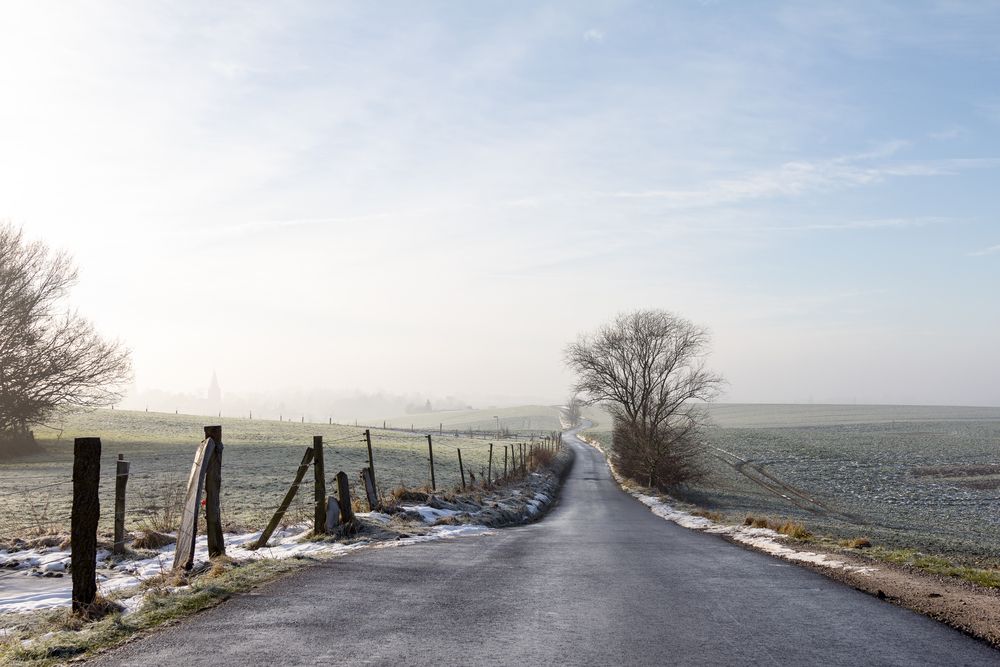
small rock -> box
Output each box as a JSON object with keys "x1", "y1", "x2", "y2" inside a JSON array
[
  {"x1": 928, "y1": 593, "x2": 942, "y2": 598},
  {"x1": 876, "y1": 590, "x2": 886, "y2": 600}
]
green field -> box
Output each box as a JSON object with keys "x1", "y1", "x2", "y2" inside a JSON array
[
  {"x1": 589, "y1": 403, "x2": 1000, "y2": 561},
  {"x1": 0, "y1": 409, "x2": 533, "y2": 540}
]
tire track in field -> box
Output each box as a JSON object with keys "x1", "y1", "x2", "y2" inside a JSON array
[{"x1": 710, "y1": 446, "x2": 870, "y2": 526}]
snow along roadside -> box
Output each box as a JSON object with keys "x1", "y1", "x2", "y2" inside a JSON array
[
  {"x1": 575, "y1": 433, "x2": 876, "y2": 576},
  {"x1": 0, "y1": 512, "x2": 491, "y2": 615}
]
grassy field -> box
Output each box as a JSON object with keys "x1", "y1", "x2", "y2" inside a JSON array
[
  {"x1": 378, "y1": 405, "x2": 566, "y2": 434},
  {"x1": 0, "y1": 409, "x2": 532, "y2": 540},
  {"x1": 589, "y1": 403, "x2": 1000, "y2": 562}
]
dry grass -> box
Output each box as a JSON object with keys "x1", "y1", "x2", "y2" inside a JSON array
[
  {"x1": 776, "y1": 521, "x2": 812, "y2": 540},
  {"x1": 840, "y1": 536, "x2": 873, "y2": 549},
  {"x1": 692, "y1": 509, "x2": 723, "y2": 522},
  {"x1": 742, "y1": 515, "x2": 812, "y2": 539},
  {"x1": 132, "y1": 530, "x2": 175, "y2": 550}
]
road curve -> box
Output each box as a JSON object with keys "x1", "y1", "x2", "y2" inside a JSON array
[{"x1": 90, "y1": 425, "x2": 998, "y2": 666}]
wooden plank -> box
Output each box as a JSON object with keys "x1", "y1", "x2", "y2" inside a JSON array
[
  {"x1": 113, "y1": 455, "x2": 129, "y2": 555},
  {"x1": 173, "y1": 437, "x2": 215, "y2": 570},
  {"x1": 204, "y1": 426, "x2": 225, "y2": 559},
  {"x1": 457, "y1": 448, "x2": 466, "y2": 489},
  {"x1": 325, "y1": 496, "x2": 341, "y2": 532},
  {"x1": 251, "y1": 447, "x2": 314, "y2": 550},
  {"x1": 72, "y1": 437, "x2": 101, "y2": 613}
]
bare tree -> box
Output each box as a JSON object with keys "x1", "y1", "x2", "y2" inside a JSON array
[
  {"x1": 565, "y1": 310, "x2": 723, "y2": 488},
  {"x1": 0, "y1": 224, "x2": 132, "y2": 449},
  {"x1": 564, "y1": 394, "x2": 583, "y2": 428}
]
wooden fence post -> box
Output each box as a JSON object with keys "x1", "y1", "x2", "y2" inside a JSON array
[
  {"x1": 204, "y1": 425, "x2": 225, "y2": 559},
  {"x1": 488, "y1": 443, "x2": 493, "y2": 485},
  {"x1": 361, "y1": 467, "x2": 378, "y2": 510},
  {"x1": 72, "y1": 437, "x2": 100, "y2": 613},
  {"x1": 336, "y1": 471, "x2": 355, "y2": 524},
  {"x1": 313, "y1": 435, "x2": 326, "y2": 534},
  {"x1": 365, "y1": 429, "x2": 376, "y2": 497},
  {"x1": 426, "y1": 434, "x2": 436, "y2": 491},
  {"x1": 503, "y1": 445, "x2": 508, "y2": 479},
  {"x1": 252, "y1": 446, "x2": 314, "y2": 549},
  {"x1": 457, "y1": 448, "x2": 466, "y2": 489},
  {"x1": 113, "y1": 454, "x2": 130, "y2": 555}
]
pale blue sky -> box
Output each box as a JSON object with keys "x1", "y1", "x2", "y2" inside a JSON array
[{"x1": 1, "y1": 1, "x2": 998, "y2": 407}]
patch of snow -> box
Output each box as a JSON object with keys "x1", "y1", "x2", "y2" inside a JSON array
[
  {"x1": 360, "y1": 512, "x2": 392, "y2": 525},
  {"x1": 400, "y1": 505, "x2": 460, "y2": 524},
  {"x1": 0, "y1": 519, "x2": 495, "y2": 616}
]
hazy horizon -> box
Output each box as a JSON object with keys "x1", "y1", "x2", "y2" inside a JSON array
[{"x1": 3, "y1": 2, "x2": 999, "y2": 408}]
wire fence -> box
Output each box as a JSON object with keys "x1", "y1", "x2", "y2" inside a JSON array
[{"x1": 0, "y1": 424, "x2": 562, "y2": 541}]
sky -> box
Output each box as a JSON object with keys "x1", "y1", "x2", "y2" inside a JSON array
[{"x1": 1, "y1": 0, "x2": 999, "y2": 410}]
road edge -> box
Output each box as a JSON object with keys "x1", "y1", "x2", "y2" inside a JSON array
[{"x1": 573, "y1": 430, "x2": 1000, "y2": 651}]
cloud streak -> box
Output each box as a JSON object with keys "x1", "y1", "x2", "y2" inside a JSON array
[
  {"x1": 605, "y1": 149, "x2": 1000, "y2": 209},
  {"x1": 969, "y1": 243, "x2": 1000, "y2": 257}
]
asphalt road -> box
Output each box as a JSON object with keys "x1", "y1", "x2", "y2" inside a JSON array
[{"x1": 91, "y1": 425, "x2": 999, "y2": 666}]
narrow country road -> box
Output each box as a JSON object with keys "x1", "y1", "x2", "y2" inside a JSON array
[{"x1": 91, "y1": 425, "x2": 998, "y2": 666}]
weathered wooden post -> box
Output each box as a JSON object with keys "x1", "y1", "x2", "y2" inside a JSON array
[
  {"x1": 426, "y1": 434, "x2": 436, "y2": 491},
  {"x1": 113, "y1": 454, "x2": 130, "y2": 555},
  {"x1": 204, "y1": 426, "x2": 225, "y2": 559},
  {"x1": 503, "y1": 445, "x2": 508, "y2": 479},
  {"x1": 361, "y1": 467, "x2": 378, "y2": 510},
  {"x1": 252, "y1": 446, "x2": 314, "y2": 550},
  {"x1": 364, "y1": 429, "x2": 376, "y2": 496},
  {"x1": 488, "y1": 443, "x2": 494, "y2": 485},
  {"x1": 313, "y1": 435, "x2": 326, "y2": 534},
  {"x1": 72, "y1": 437, "x2": 100, "y2": 613},
  {"x1": 335, "y1": 471, "x2": 355, "y2": 524},
  {"x1": 174, "y1": 433, "x2": 217, "y2": 569},
  {"x1": 457, "y1": 448, "x2": 466, "y2": 489}
]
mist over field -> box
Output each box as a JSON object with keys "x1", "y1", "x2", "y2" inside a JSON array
[{"x1": 2, "y1": 2, "x2": 998, "y2": 410}]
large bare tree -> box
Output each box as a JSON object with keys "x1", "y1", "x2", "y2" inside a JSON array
[
  {"x1": 565, "y1": 310, "x2": 723, "y2": 488},
  {"x1": 0, "y1": 224, "x2": 131, "y2": 449}
]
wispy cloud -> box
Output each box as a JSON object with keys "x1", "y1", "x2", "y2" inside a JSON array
[
  {"x1": 605, "y1": 146, "x2": 1000, "y2": 209},
  {"x1": 969, "y1": 243, "x2": 1000, "y2": 257},
  {"x1": 746, "y1": 217, "x2": 950, "y2": 233},
  {"x1": 583, "y1": 28, "x2": 605, "y2": 43}
]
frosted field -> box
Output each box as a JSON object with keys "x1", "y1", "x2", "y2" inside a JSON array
[
  {"x1": 0, "y1": 409, "x2": 521, "y2": 540},
  {"x1": 593, "y1": 404, "x2": 1000, "y2": 561}
]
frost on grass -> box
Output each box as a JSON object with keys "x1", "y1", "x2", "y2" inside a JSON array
[{"x1": 0, "y1": 513, "x2": 492, "y2": 615}]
